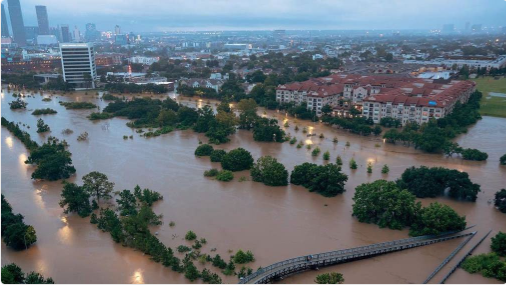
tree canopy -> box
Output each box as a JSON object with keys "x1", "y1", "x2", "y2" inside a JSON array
[{"x1": 250, "y1": 156, "x2": 288, "y2": 186}]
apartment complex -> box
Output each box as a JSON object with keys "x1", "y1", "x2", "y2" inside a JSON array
[
  {"x1": 60, "y1": 43, "x2": 97, "y2": 89},
  {"x1": 276, "y1": 74, "x2": 476, "y2": 125}
]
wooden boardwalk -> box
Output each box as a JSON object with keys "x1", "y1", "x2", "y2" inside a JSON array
[{"x1": 239, "y1": 231, "x2": 474, "y2": 284}]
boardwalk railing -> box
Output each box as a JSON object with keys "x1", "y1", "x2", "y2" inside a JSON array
[
  {"x1": 239, "y1": 231, "x2": 474, "y2": 284},
  {"x1": 439, "y1": 230, "x2": 492, "y2": 284},
  {"x1": 423, "y1": 231, "x2": 477, "y2": 283}
]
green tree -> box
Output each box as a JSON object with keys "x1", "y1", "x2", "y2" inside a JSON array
[
  {"x1": 185, "y1": 230, "x2": 197, "y2": 241},
  {"x1": 409, "y1": 202, "x2": 466, "y2": 236},
  {"x1": 323, "y1": 151, "x2": 330, "y2": 160},
  {"x1": 1, "y1": 264, "x2": 25, "y2": 284},
  {"x1": 25, "y1": 272, "x2": 55, "y2": 284},
  {"x1": 491, "y1": 232, "x2": 506, "y2": 256},
  {"x1": 500, "y1": 154, "x2": 506, "y2": 166},
  {"x1": 495, "y1": 189, "x2": 506, "y2": 213},
  {"x1": 309, "y1": 164, "x2": 348, "y2": 197},
  {"x1": 367, "y1": 162, "x2": 373, "y2": 174},
  {"x1": 195, "y1": 144, "x2": 214, "y2": 156},
  {"x1": 3, "y1": 224, "x2": 37, "y2": 250},
  {"x1": 116, "y1": 189, "x2": 138, "y2": 216},
  {"x1": 315, "y1": 272, "x2": 344, "y2": 284},
  {"x1": 335, "y1": 156, "x2": 342, "y2": 166},
  {"x1": 237, "y1": 98, "x2": 259, "y2": 130},
  {"x1": 216, "y1": 170, "x2": 234, "y2": 182},
  {"x1": 352, "y1": 180, "x2": 420, "y2": 230},
  {"x1": 396, "y1": 166, "x2": 480, "y2": 201},
  {"x1": 36, "y1": 118, "x2": 50, "y2": 133},
  {"x1": 184, "y1": 261, "x2": 200, "y2": 282},
  {"x1": 82, "y1": 172, "x2": 115, "y2": 202},
  {"x1": 221, "y1": 148, "x2": 254, "y2": 171},
  {"x1": 233, "y1": 250, "x2": 255, "y2": 264},
  {"x1": 59, "y1": 182, "x2": 92, "y2": 217},
  {"x1": 27, "y1": 138, "x2": 76, "y2": 181},
  {"x1": 381, "y1": 164, "x2": 390, "y2": 174},
  {"x1": 250, "y1": 156, "x2": 288, "y2": 186},
  {"x1": 210, "y1": 149, "x2": 227, "y2": 162},
  {"x1": 349, "y1": 158, "x2": 357, "y2": 169},
  {"x1": 1, "y1": 195, "x2": 37, "y2": 250}
]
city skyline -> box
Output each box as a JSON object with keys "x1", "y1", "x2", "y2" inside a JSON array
[{"x1": 2, "y1": 0, "x2": 505, "y2": 33}]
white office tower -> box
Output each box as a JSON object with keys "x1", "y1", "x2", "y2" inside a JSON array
[{"x1": 60, "y1": 43, "x2": 97, "y2": 89}]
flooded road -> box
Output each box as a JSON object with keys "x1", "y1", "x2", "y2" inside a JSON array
[{"x1": 1, "y1": 88, "x2": 505, "y2": 284}]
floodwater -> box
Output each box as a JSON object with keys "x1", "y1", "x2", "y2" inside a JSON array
[{"x1": 1, "y1": 88, "x2": 505, "y2": 284}]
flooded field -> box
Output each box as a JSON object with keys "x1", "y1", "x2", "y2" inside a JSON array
[{"x1": 1, "y1": 88, "x2": 505, "y2": 284}]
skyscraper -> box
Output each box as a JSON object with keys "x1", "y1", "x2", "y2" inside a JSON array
[
  {"x1": 36, "y1": 5, "x2": 50, "y2": 35},
  {"x1": 114, "y1": 25, "x2": 120, "y2": 35},
  {"x1": 60, "y1": 43, "x2": 97, "y2": 89},
  {"x1": 59, "y1": 24, "x2": 70, "y2": 42},
  {"x1": 85, "y1": 23, "x2": 99, "y2": 42},
  {"x1": 73, "y1": 26, "x2": 81, "y2": 42},
  {"x1": 7, "y1": 0, "x2": 27, "y2": 46},
  {"x1": 1, "y1": 4, "x2": 10, "y2": 38}
]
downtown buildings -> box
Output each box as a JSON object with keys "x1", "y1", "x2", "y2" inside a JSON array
[
  {"x1": 7, "y1": 0, "x2": 27, "y2": 46},
  {"x1": 276, "y1": 74, "x2": 476, "y2": 126}
]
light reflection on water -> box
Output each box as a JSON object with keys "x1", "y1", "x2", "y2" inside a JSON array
[
  {"x1": 57, "y1": 216, "x2": 72, "y2": 245},
  {"x1": 5, "y1": 136, "x2": 13, "y2": 149},
  {"x1": 132, "y1": 269, "x2": 144, "y2": 284}
]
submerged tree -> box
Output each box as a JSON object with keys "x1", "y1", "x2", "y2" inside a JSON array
[{"x1": 82, "y1": 171, "x2": 115, "y2": 202}]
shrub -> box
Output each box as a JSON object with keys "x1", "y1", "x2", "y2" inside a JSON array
[
  {"x1": 59, "y1": 101, "x2": 97, "y2": 109},
  {"x1": 461, "y1": 148, "x2": 488, "y2": 161},
  {"x1": 9, "y1": 99, "x2": 27, "y2": 109},
  {"x1": 323, "y1": 151, "x2": 330, "y2": 160},
  {"x1": 500, "y1": 154, "x2": 506, "y2": 166},
  {"x1": 210, "y1": 149, "x2": 227, "y2": 162},
  {"x1": 32, "y1": 108, "x2": 57, "y2": 115},
  {"x1": 233, "y1": 250, "x2": 255, "y2": 264},
  {"x1": 36, "y1": 118, "x2": 50, "y2": 133},
  {"x1": 381, "y1": 164, "x2": 390, "y2": 174},
  {"x1": 204, "y1": 168, "x2": 219, "y2": 177},
  {"x1": 315, "y1": 272, "x2": 344, "y2": 284},
  {"x1": 216, "y1": 170, "x2": 234, "y2": 182},
  {"x1": 185, "y1": 230, "x2": 197, "y2": 241},
  {"x1": 367, "y1": 162, "x2": 373, "y2": 174},
  {"x1": 195, "y1": 144, "x2": 214, "y2": 156},
  {"x1": 349, "y1": 158, "x2": 357, "y2": 169},
  {"x1": 312, "y1": 147, "x2": 321, "y2": 157},
  {"x1": 88, "y1": 112, "x2": 114, "y2": 120},
  {"x1": 221, "y1": 148, "x2": 254, "y2": 171}
]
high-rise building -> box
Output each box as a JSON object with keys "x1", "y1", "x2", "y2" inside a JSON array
[
  {"x1": 7, "y1": 0, "x2": 27, "y2": 46},
  {"x1": 114, "y1": 25, "x2": 120, "y2": 35},
  {"x1": 73, "y1": 26, "x2": 81, "y2": 42},
  {"x1": 85, "y1": 23, "x2": 99, "y2": 42},
  {"x1": 25, "y1": 26, "x2": 39, "y2": 42},
  {"x1": 114, "y1": 34, "x2": 128, "y2": 45},
  {"x1": 36, "y1": 5, "x2": 50, "y2": 35},
  {"x1": 59, "y1": 24, "x2": 70, "y2": 42},
  {"x1": 1, "y1": 4, "x2": 10, "y2": 38},
  {"x1": 60, "y1": 43, "x2": 97, "y2": 89},
  {"x1": 50, "y1": 27, "x2": 60, "y2": 41}
]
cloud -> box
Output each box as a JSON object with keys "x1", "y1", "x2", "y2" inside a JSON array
[{"x1": 13, "y1": 0, "x2": 506, "y2": 32}]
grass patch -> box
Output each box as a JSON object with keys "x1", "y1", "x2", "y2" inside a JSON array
[{"x1": 472, "y1": 77, "x2": 506, "y2": 118}]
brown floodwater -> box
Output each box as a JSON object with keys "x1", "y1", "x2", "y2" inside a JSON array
[{"x1": 1, "y1": 88, "x2": 505, "y2": 284}]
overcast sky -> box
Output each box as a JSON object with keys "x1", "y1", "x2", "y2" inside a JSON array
[{"x1": 8, "y1": 0, "x2": 506, "y2": 32}]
